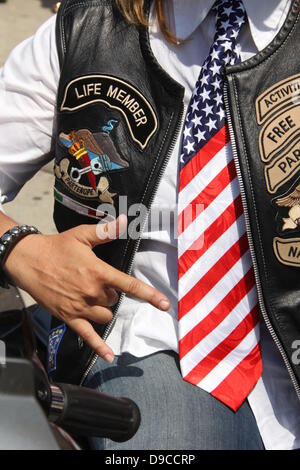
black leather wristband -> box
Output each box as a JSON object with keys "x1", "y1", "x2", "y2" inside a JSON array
[{"x1": 0, "y1": 224, "x2": 40, "y2": 289}]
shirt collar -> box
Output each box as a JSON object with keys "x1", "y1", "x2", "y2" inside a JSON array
[
  {"x1": 172, "y1": 0, "x2": 213, "y2": 40},
  {"x1": 172, "y1": 0, "x2": 292, "y2": 51}
]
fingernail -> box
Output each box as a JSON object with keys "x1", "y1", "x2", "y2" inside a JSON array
[
  {"x1": 104, "y1": 353, "x2": 114, "y2": 363},
  {"x1": 159, "y1": 299, "x2": 170, "y2": 311}
]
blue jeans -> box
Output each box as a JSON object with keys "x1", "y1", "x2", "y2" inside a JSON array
[{"x1": 85, "y1": 350, "x2": 264, "y2": 450}]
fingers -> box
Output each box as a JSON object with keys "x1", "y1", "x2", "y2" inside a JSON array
[
  {"x1": 68, "y1": 214, "x2": 170, "y2": 312},
  {"x1": 104, "y1": 287, "x2": 119, "y2": 307},
  {"x1": 107, "y1": 267, "x2": 170, "y2": 312},
  {"x1": 83, "y1": 305, "x2": 113, "y2": 324},
  {"x1": 72, "y1": 215, "x2": 128, "y2": 248},
  {"x1": 84, "y1": 284, "x2": 119, "y2": 308},
  {"x1": 69, "y1": 318, "x2": 114, "y2": 363},
  {"x1": 96, "y1": 214, "x2": 128, "y2": 243}
]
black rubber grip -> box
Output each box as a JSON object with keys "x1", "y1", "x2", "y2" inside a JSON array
[{"x1": 53, "y1": 383, "x2": 141, "y2": 442}]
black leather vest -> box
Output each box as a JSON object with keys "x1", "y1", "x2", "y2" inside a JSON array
[{"x1": 50, "y1": 0, "x2": 300, "y2": 403}]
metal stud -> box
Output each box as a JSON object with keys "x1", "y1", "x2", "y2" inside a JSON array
[
  {"x1": 11, "y1": 227, "x2": 21, "y2": 236},
  {"x1": 2, "y1": 233, "x2": 12, "y2": 244}
]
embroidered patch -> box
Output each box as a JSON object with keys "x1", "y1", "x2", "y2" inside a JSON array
[
  {"x1": 255, "y1": 73, "x2": 300, "y2": 125},
  {"x1": 274, "y1": 183, "x2": 300, "y2": 232},
  {"x1": 255, "y1": 75, "x2": 300, "y2": 267},
  {"x1": 60, "y1": 75, "x2": 158, "y2": 150},
  {"x1": 273, "y1": 237, "x2": 300, "y2": 267},
  {"x1": 53, "y1": 187, "x2": 116, "y2": 221},
  {"x1": 55, "y1": 120, "x2": 129, "y2": 206},
  {"x1": 271, "y1": 182, "x2": 300, "y2": 267},
  {"x1": 255, "y1": 76, "x2": 300, "y2": 195},
  {"x1": 48, "y1": 324, "x2": 66, "y2": 374},
  {"x1": 258, "y1": 104, "x2": 300, "y2": 164},
  {"x1": 264, "y1": 136, "x2": 300, "y2": 195}
]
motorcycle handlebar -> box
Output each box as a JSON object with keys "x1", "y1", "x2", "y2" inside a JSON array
[{"x1": 49, "y1": 383, "x2": 141, "y2": 443}]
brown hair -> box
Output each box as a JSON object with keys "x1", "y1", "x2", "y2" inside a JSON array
[{"x1": 115, "y1": 0, "x2": 180, "y2": 45}]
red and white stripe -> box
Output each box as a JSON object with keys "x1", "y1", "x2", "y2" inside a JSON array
[{"x1": 178, "y1": 125, "x2": 261, "y2": 411}]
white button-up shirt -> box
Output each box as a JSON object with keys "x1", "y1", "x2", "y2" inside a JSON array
[{"x1": 0, "y1": 0, "x2": 299, "y2": 450}]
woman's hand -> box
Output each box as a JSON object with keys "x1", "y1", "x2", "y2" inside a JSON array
[{"x1": 4, "y1": 215, "x2": 170, "y2": 362}]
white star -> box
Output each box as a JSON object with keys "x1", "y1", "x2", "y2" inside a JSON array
[
  {"x1": 211, "y1": 77, "x2": 222, "y2": 90},
  {"x1": 183, "y1": 125, "x2": 191, "y2": 139},
  {"x1": 180, "y1": 153, "x2": 185, "y2": 164},
  {"x1": 195, "y1": 129, "x2": 206, "y2": 143},
  {"x1": 203, "y1": 102, "x2": 213, "y2": 117},
  {"x1": 191, "y1": 114, "x2": 202, "y2": 127},
  {"x1": 223, "y1": 5, "x2": 233, "y2": 16},
  {"x1": 214, "y1": 93, "x2": 223, "y2": 106},
  {"x1": 192, "y1": 86, "x2": 198, "y2": 97},
  {"x1": 224, "y1": 53, "x2": 232, "y2": 65},
  {"x1": 184, "y1": 139, "x2": 195, "y2": 154},
  {"x1": 191, "y1": 99, "x2": 199, "y2": 113},
  {"x1": 206, "y1": 118, "x2": 217, "y2": 131},
  {"x1": 217, "y1": 33, "x2": 228, "y2": 42},
  {"x1": 200, "y1": 73, "x2": 209, "y2": 86},
  {"x1": 200, "y1": 87, "x2": 210, "y2": 102},
  {"x1": 210, "y1": 62, "x2": 221, "y2": 76},
  {"x1": 216, "y1": 107, "x2": 225, "y2": 121},
  {"x1": 235, "y1": 15, "x2": 245, "y2": 27},
  {"x1": 211, "y1": 48, "x2": 220, "y2": 61},
  {"x1": 222, "y1": 41, "x2": 232, "y2": 52},
  {"x1": 221, "y1": 19, "x2": 231, "y2": 30},
  {"x1": 234, "y1": 44, "x2": 242, "y2": 57},
  {"x1": 231, "y1": 29, "x2": 239, "y2": 39}
]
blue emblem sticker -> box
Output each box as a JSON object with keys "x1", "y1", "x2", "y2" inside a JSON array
[{"x1": 48, "y1": 324, "x2": 66, "y2": 374}]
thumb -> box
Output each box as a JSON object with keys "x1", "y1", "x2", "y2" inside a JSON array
[{"x1": 72, "y1": 214, "x2": 128, "y2": 247}]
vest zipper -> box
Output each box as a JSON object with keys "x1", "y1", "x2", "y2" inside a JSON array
[
  {"x1": 223, "y1": 81, "x2": 300, "y2": 402},
  {"x1": 80, "y1": 103, "x2": 185, "y2": 385}
]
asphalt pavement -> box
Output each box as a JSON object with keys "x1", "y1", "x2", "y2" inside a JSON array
[{"x1": 0, "y1": 0, "x2": 58, "y2": 306}]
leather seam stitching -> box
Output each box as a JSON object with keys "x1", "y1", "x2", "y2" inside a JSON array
[{"x1": 61, "y1": 12, "x2": 66, "y2": 55}]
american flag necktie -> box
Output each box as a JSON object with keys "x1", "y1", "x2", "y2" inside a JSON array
[{"x1": 178, "y1": 0, "x2": 262, "y2": 411}]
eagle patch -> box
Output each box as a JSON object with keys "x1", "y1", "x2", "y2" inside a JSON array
[
  {"x1": 272, "y1": 183, "x2": 300, "y2": 267},
  {"x1": 55, "y1": 119, "x2": 129, "y2": 207},
  {"x1": 275, "y1": 184, "x2": 300, "y2": 232}
]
